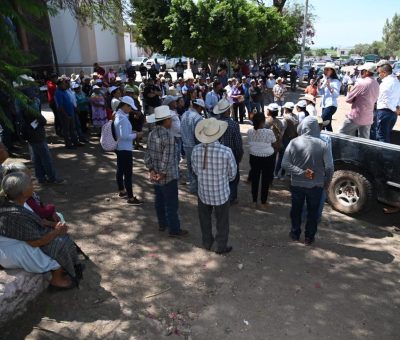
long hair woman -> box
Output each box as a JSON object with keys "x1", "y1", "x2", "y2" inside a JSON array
[
  {"x1": 247, "y1": 113, "x2": 277, "y2": 209},
  {"x1": 318, "y1": 62, "x2": 341, "y2": 131}
]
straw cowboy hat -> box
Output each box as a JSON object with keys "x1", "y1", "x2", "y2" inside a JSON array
[
  {"x1": 213, "y1": 98, "x2": 232, "y2": 115},
  {"x1": 324, "y1": 62, "x2": 337, "y2": 69},
  {"x1": 147, "y1": 105, "x2": 172, "y2": 123},
  {"x1": 195, "y1": 118, "x2": 228, "y2": 144},
  {"x1": 299, "y1": 94, "x2": 316, "y2": 104},
  {"x1": 70, "y1": 73, "x2": 79, "y2": 82}
]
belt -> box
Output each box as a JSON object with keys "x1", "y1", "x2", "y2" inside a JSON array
[{"x1": 379, "y1": 108, "x2": 395, "y2": 114}]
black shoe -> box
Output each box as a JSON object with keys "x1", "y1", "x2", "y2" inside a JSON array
[
  {"x1": 168, "y1": 229, "x2": 189, "y2": 237},
  {"x1": 215, "y1": 246, "x2": 233, "y2": 255},
  {"x1": 118, "y1": 191, "x2": 128, "y2": 198},
  {"x1": 127, "y1": 196, "x2": 143, "y2": 205},
  {"x1": 289, "y1": 231, "x2": 300, "y2": 242},
  {"x1": 304, "y1": 237, "x2": 314, "y2": 246},
  {"x1": 66, "y1": 145, "x2": 77, "y2": 150},
  {"x1": 73, "y1": 142, "x2": 85, "y2": 147}
]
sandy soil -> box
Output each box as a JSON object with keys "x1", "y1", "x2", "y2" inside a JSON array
[{"x1": 1, "y1": 88, "x2": 400, "y2": 340}]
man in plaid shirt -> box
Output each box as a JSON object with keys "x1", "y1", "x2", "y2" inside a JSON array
[
  {"x1": 192, "y1": 118, "x2": 237, "y2": 254},
  {"x1": 145, "y1": 106, "x2": 188, "y2": 237}
]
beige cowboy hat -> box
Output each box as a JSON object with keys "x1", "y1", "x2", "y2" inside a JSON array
[
  {"x1": 317, "y1": 116, "x2": 330, "y2": 127},
  {"x1": 358, "y1": 62, "x2": 377, "y2": 73},
  {"x1": 324, "y1": 62, "x2": 337, "y2": 70},
  {"x1": 299, "y1": 94, "x2": 316, "y2": 104},
  {"x1": 70, "y1": 73, "x2": 79, "y2": 82},
  {"x1": 147, "y1": 105, "x2": 172, "y2": 123},
  {"x1": 195, "y1": 118, "x2": 228, "y2": 144},
  {"x1": 213, "y1": 98, "x2": 232, "y2": 115}
]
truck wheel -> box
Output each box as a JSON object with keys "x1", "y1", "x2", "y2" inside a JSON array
[{"x1": 328, "y1": 170, "x2": 373, "y2": 214}]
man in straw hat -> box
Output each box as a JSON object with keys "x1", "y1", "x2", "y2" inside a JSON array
[
  {"x1": 192, "y1": 118, "x2": 237, "y2": 254},
  {"x1": 145, "y1": 105, "x2": 188, "y2": 237},
  {"x1": 216, "y1": 98, "x2": 243, "y2": 204},
  {"x1": 338, "y1": 63, "x2": 379, "y2": 139}
]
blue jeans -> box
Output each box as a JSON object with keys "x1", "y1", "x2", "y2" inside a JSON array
[
  {"x1": 229, "y1": 165, "x2": 240, "y2": 202},
  {"x1": 302, "y1": 189, "x2": 327, "y2": 224},
  {"x1": 244, "y1": 98, "x2": 251, "y2": 116},
  {"x1": 321, "y1": 106, "x2": 337, "y2": 132},
  {"x1": 29, "y1": 141, "x2": 58, "y2": 183},
  {"x1": 290, "y1": 186, "x2": 323, "y2": 240},
  {"x1": 184, "y1": 146, "x2": 197, "y2": 194},
  {"x1": 376, "y1": 109, "x2": 397, "y2": 143},
  {"x1": 154, "y1": 179, "x2": 181, "y2": 234}
]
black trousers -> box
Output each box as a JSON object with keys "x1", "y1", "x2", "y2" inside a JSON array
[
  {"x1": 198, "y1": 198, "x2": 230, "y2": 251},
  {"x1": 250, "y1": 154, "x2": 275, "y2": 204},
  {"x1": 233, "y1": 102, "x2": 245, "y2": 123},
  {"x1": 116, "y1": 150, "x2": 133, "y2": 198}
]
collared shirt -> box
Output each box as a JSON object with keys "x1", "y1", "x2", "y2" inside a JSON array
[
  {"x1": 273, "y1": 84, "x2": 286, "y2": 101},
  {"x1": 192, "y1": 141, "x2": 237, "y2": 206},
  {"x1": 218, "y1": 116, "x2": 244, "y2": 163},
  {"x1": 205, "y1": 90, "x2": 219, "y2": 111},
  {"x1": 377, "y1": 74, "x2": 400, "y2": 112},
  {"x1": 170, "y1": 110, "x2": 181, "y2": 138},
  {"x1": 67, "y1": 88, "x2": 77, "y2": 107},
  {"x1": 181, "y1": 108, "x2": 203, "y2": 148},
  {"x1": 320, "y1": 78, "x2": 341, "y2": 108},
  {"x1": 114, "y1": 109, "x2": 136, "y2": 151},
  {"x1": 346, "y1": 76, "x2": 379, "y2": 125},
  {"x1": 145, "y1": 125, "x2": 178, "y2": 185}
]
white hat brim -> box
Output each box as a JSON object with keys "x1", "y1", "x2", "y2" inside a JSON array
[
  {"x1": 213, "y1": 102, "x2": 232, "y2": 115},
  {"x1": 147, "y1": 113, "x2": 172, "y2": 124},
  {"x1": 195, "y1": 120, "x2": 228, "y2": 144}
]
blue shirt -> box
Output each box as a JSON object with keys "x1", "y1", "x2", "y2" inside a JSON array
[
  {"x1": 319, "y1": 78, "x2": 341, "y2": 108},
  {"x1": 181, "y1": 108, "x2": 203, "y2": 148},
  {"x1": 54, "y1": 88, "x2": 75, "y2": 116},
  {"x1": 205, "y1": 91, "x2": 219, "y2": 112}
]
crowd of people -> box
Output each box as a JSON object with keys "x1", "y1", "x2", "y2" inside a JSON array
[{"x1": 0, "y1": 57, "x2": 399, "y2": 288}]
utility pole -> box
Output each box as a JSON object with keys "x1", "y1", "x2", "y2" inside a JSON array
[{"x1": 299, "y1": 0, "x2": 309, "y2": 70}]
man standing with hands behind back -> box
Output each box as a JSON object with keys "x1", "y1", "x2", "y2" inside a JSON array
[{"x1": 282, "y1": 116, "x2": 333, "y2": 246}]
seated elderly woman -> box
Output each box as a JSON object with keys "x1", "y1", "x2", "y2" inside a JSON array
[{"x1": 0, "y1": 172, "x2": 81, "y2": 289}]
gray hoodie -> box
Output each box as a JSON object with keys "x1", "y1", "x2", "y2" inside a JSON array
[{"x1": 282, "y1": 116, "x2": 333, "y2": 188}]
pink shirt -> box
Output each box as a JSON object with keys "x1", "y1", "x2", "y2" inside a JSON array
[{"x1": 345, "y1": 76, "x2": 379, "y2": 126}]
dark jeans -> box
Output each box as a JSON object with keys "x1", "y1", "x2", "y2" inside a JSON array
[
  {"x1": 116, "y1": 150, "x2": 133, "y2": 198},
  {"x1": 229, "y1": 165, "x2": 240, "y2": 202},
  {"x1": 184, "y1": 146, "x2": 197, "y2": 194},
  {"x1": 274, "y1": 139, "x2": 289, "y2": 176},
  {"x1": 321, "y1": 106, "x2": 337, "y2": 132},
  {"x1": 49, "y1": 101, "x2": 62, "y2": 135},
  {"x1": 78, "y1": 110, "x2": 89, "y2": 133},
  {"x1": 290, "y1": 186, "x2": 323, "y2": 240},
  {"x1": 29, "y1": 141, "x2": 58, "y2": 183},
  {"x1": 233, "y1": 102, "x2": 245, "y2": 123},
  {"x1": 376, "y1": 109, "x2": 397, "y2": 143},
  {"x1": 250, "y1": 101, "x2": 262, "y2": 115},
  {"x1": 62, "y1": 115, "x2": 78, "y2": 147},
  {"x1": 198, "y1": 198, "x2": 230, "y2": 251},
  {"x1": 154, "y1": 179, "x2": 181, "y2": 234},
  {"x1": 250, "y1": 154, "x2": 275, "y2": 204}
]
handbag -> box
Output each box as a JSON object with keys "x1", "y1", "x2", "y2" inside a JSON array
[{"x1": 100, "y1": 120, "x2": 118, "y2": 151}]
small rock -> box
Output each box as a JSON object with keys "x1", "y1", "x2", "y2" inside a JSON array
[
  {"x1": 238, "y1": 264, "x2": 244, "y2": 270},
  {"x1": 164, "y1": 326, "x2": 174, "y2": 336},
  {"x1": 243, "y1": 320, "x2": 249, "y2": 326},
  {"x1": 187, "y1": 311, "x2": 197, "y2": 320}
]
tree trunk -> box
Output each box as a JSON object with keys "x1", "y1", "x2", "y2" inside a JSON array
[{"x1": 273, "y1": 0, "x2": 287, "y2": 13}]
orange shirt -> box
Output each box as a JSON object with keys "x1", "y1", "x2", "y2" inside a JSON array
[{"x1": 304, "y1": 85, "x2": 317, "y2": 97}]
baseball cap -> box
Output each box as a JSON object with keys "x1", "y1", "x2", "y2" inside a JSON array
[
  {"x1": 120, "y1": 96, "x2": 138, "y2": 110},
  {"x1": 192, "y1": 99, "x2": 205, "y2": 108}
]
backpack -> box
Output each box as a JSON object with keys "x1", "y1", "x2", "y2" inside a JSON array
[{"x1": 100, "y1": 120, "x2": 118, "y2": 151}]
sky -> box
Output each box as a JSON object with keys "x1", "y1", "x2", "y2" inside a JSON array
[{"x1": 310, "y1": 0, "x2": 399, "y2": 48}]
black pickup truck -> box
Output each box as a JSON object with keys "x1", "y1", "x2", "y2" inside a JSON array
[{"x1": 324, "y1": 132, "x2": 400, "y2": 214}]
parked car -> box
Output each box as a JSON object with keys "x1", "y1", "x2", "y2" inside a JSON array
[
  {"x1": 146, "y1": 54, "x2": 167, "y2": 70},
  {"x1": 165, "y1": 56, "x2": 189, "y2": 70},
  {"x1": 131, "y1": 56, "x2": 148, "y2": 70},
  {"x1": 325, "y1": 132, "x2": 400, "y2": 214}
]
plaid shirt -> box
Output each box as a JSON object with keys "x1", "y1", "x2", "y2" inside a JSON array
[
  {"x1": 192, "y1": 142, "x2": 237, "y2": 206},
  {"x1": 181, "y1": 108, "x2": 203, "y2": 148},
  {"x1": 145, "y1": 126, "x2": 178, "y2": 185},
  {"x1": 218, "y1": 116, "x2": 244, "y2": 164}
]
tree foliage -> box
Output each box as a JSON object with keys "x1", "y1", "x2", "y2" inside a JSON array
[
  {"x1": 382, "y1": 13, "x2": 400, "y2": 57},
  {"x1": 132, "y1": 0, "x2": 307, "y2": 61},
  {"x1": 314, "y1": 48, "x2": 327, "y2": 57}
]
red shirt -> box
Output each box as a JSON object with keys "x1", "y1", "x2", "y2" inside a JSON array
[
  {"x1": 304, "y1": 85, "x2": 317, "y2": 97},
  {"x1": 47, "y1": 80, "x2": 57, "y2": 103}
]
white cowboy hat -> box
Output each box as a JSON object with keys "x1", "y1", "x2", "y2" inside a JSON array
[
  {"x1": 213, "y1": 98, "x2": 232, "y2": 115},
  {"x1": 358, "y1": 62, "x2": 377, "y2": 73},
  {"x1": 147, "y1": 105, "x2": 172, "y2": 123},
  {"x1": 299, "y1": 94, "x2": 316, "y2": 104},
  {"x1": 108, "y1": 86, "x2": 119, "y2": 94},
  {"x1": 268, "y1": 73, "x2": 274, "y2": 77},
  {"x1": 195, "y1": 118, "x2": 228, "y2": 144},
  {"x1": 70, "y1": 73, "x2": 79, "y2": 82},
  {"x1": 283, "y1": 102, "x2": 295, "y2": 110},
  {"x1": 324, "y1": 62, "x2": 337, "y2": 70},
  {"x1": 192, "y1": 98, "x2": 205, "y2": 108},
  {"x1": 120, "y1": 96, "x2": 138, "y2": 110}
]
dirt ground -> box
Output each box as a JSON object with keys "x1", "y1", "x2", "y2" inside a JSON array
[{"x1": 1, "y1": 88, "x2": 400, "y2": 340}]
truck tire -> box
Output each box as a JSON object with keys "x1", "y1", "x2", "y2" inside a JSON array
[{"x1": 327, "y1": 170, "x2": 373, "y2": 215}]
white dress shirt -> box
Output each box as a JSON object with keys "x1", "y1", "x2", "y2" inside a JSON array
[{"x1": 377, "y1": 74, "x2": 400, "y2": 112}]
